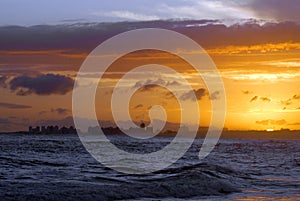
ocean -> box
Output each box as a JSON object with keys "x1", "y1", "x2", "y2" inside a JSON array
[{"x1": 0, "y1": 133, "x2": 299, "y2": 200}]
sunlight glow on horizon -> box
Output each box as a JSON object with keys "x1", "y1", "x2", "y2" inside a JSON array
[{"x1": 0, "y1": 15, "x2": 299, "y2": 132}]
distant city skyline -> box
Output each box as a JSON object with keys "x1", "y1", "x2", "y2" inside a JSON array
[{"x1": 0, "y1": 1, "x2": 299, "y2": 132}]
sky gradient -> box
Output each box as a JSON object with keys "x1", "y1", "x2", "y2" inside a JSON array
[
  {"x1": 1, "y1": 0, "x2": 300, "y2": 25},
  {"x1": 0, "y1": 0, "x2": 299, "y2": 132}
]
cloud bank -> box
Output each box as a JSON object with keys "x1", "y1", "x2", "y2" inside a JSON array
[
  {"x1": 256, "y1": 119, "x2": 287, "y2": 125},
  {"x1": 9, "y1": 74, "x2": 74, "y2": 96},
  {"x1": 0, "y1": 102, "x2": 32, "y2": 109}
]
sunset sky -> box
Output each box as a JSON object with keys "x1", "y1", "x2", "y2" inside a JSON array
[{"x1": 0, "y1": 0, "x2": 299, "y2": 132}]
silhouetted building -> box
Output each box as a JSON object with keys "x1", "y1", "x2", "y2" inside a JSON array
[
  {"x1": 41, "y1": 126, "x2": 46, "y2": 133},
  {"x1": 54, "y1": 125, "x2": 59, "y2": 133},
  {"x1": 28, "y1": 125, "x2": 77, "y2": 134}
]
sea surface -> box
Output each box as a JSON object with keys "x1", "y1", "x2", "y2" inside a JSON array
[{"x1": 0, "y1": 133, "x2": 299, "y2": 200}]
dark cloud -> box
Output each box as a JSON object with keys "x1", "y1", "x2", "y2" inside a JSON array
[
  {"x1": 166, "y1": 81, "x2": 181, "y2": 86},
  {"x1": 250, "y1": 96, "x2": 258, "y2": 102},
  {"x1": 260, "y1": 97, "x2": 271, "y2": 102},
  {"x1": 0, "y1": 76, "x2": 8, "y2": 88},
  {"x1": 0, "y1": 20, "x2": 300, "y2": 52},
  {"x1": 133, "y1": 79, "x2": 170, "y2": 92},
  {"x1": 270, "y1": 119, "x2": 286, "y2": 125},
  {"x1": 8, "y1": 116, "x2": 29, "y2": 122},
  {"x1": 281, "y1": 99, "x2": 292, "y2": 106},
  {"x1": 192, "y1": 88, "x2": 207, "y2": 100},
  {"x1": 139, "y1": 85, "x2": 161, "y2": 92},
  {"x1": 256, "y1": 119, "x2": 286, "y2": 125},
  {"x1": 9, "y1": 74, "x2": 74, "y2": 96},
  {"x1": 0, "y1": 102, "x2": 32, "y2": 109},
  {"x1": 15, "y1": 89, "x2": 32, "y2": 96},
  {"x1": 39, "y1": 111, "x2": 47, "y2": 115},
  {"x1": 51, "y1": 108, "x2": 70, "y2": 115},
  {"x1": 8, "y1": 116, "x2": 17, "y2": 119},
  {"x1": 0, "y1": 118, "x2": 10, "y2": 124},
  {"x1": 180, "y1": 88, "x2": 206, "y2": 101},
  {"x1": 280, "y1": 94, "x2": 300, "y2": 107},
  {"x1": 247, "y1": 0, "x2": 300, "y2": 22},
  {"x1": 133, "y1": 104, "x2": 143, "y2": 109},
  {"x1": 255, "y1": 119, "x2": 269, "y2": 125},
  {"x1": 134, "y1": 79, "x2": 166, "y2": 89},
  {"x1": 288, "y1": 122, "x2": 300, "y2": 126},
  {"x1": 165, "y1": 91, "x2": 176, "y2": 99},
  {"x1": 0, "y1": 116, "x2": 30, "y2": 132},
  {"x1": 250, "y1": 96, "x2": 271, "y2": 103},
  {"x1": 38, "y1": 108, "x2": 70, "y2": 116},
  {"x1": 242, "y1": 90, "x2": 251, "y2": 95},
  {"x1": 133, "y1": 79, "x2": 182, "y2": 93},
  {"x1": 210, "y1": 91, "x2": 220, "y2": 100},
  {"x1": 59, "y1": 18, "x2": 88, "y2": 23}
]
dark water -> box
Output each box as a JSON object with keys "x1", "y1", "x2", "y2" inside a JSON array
[{"x1": 0, "y1": 133, "x2": 299, "y2": 200}]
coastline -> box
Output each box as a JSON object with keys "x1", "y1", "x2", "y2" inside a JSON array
[{"x1": 1, "y1": 130, "x2": 299, "y2": 140}]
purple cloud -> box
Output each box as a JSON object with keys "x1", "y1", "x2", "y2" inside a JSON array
[
  {"x1": 0, "y1": 102, "x2": 32, "y2": 109},
  {"x1": 51, "y1": 108, "x2": 70, "y2": 115},
  {"x1": 180, "y1": 88, "x2": 206, "y2": 101},
  {"x1": 9, "y1": 74, "x2": 74, "y2": 96},
  {"x1": 0, "y1": 76, "x2": 8, "y2": 88},
  {"x1": 210, "y1": 91, "x2": 221, "y2": 100}
]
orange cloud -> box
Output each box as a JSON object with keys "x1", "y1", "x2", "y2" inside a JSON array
[
  {"x1": 250, "y1": 96, "x2": 258, "y2": 102},
  {"x1": 207, "y1": 42, "x2": 300, "y2": 55},
  {"x1": 260, "y1": 97, "x2": 271, "y2": 102},
  {"x1": 0, "y1": 50, "x2": 88, "y2": 59},
  {"x1": 256, "y1": 119, "x2": 286, "y2": 125}
]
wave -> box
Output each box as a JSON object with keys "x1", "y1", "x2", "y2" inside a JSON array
[
  {"x1": 0, "y1": 162, "x2": 242, "y2": 200},
  {"x1": 0, "y1": 156, "x2": 68, "y2": 167}
]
